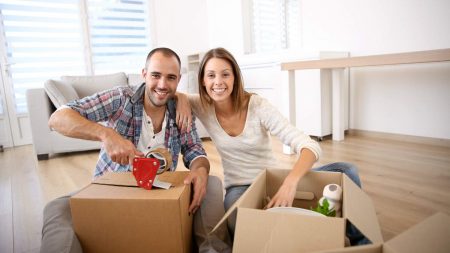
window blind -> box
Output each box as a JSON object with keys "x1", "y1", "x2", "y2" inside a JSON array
[
  {"x1": 250, "y1": 0, "x2": 299, "y2": 53},
  {"x1": 0, "y1": 0, "x2": 86, "y2": 113},
  {"x1": 87, "y1": 0, "x2": 151, "y2": 74},
  {"x1": 0, "y1": 0, "x2": 152, "y2": 114},
  {"x1": 285, "y1": 0, "x2": 300, "y2": 48}
]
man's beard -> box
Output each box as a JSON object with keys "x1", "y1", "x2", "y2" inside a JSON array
[{"x1": 147, "y1": 90, "x2": 172, "y2": 107}]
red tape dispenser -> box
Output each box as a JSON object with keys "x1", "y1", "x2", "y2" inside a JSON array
[
  {"x1": 132, "y1": 157, "x2": 159, "y2": 190},
  {"x1": 132, "y1": 148, "x2": 172, "y2": 190}
]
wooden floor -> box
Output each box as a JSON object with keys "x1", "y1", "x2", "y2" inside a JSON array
[{"x1": 1, "y1": 130, "x2": 449, "y2": 253}]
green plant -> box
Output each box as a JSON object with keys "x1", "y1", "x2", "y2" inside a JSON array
[{"x1": 311, "y1": 198, "x2": 336, "y2": 217}]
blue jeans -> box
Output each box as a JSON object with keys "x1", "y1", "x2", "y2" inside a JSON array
[
  {"x1": 312, "y1": 162, "x2": 361, "y2": 187},
  {"x1": 224, "y1": 185, "x2": 249, "y2": 236},
  {"x1": 224, "y1": 162, "x2": 370, "y2": 245}
]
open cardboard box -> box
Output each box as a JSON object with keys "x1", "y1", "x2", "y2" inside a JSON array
[
  {"x1": 212, "y1": 169, "x2": 383, "y2": 253},
  {"x1": 316, "y1": 212, "x2": 450, "y2": 253},
  {"x1": 70, "y1": 171, "x2": 192, "y2": 253}
]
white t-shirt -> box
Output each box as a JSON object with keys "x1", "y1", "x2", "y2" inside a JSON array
[
  {"x1": 188, "y1": 94, "x2": 322, "y2": 188},
  {"x1": 136, "y1": 111, "x2": 167, "y2": 154}
]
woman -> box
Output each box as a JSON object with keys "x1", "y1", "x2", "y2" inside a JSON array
[{"x1": 177, "y1": 48, "x2": 366, "y2": 244}]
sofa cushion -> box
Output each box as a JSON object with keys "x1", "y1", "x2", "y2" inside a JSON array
[
  {"x1": 128, "y1": 73, "x2": 145, "y2": 87},
  {"x1": 44, "y1": 79, "x2": 80, "y2": 108},
  {"x1": 61, "y1": 72, "x2": 128, "y2": 98}
]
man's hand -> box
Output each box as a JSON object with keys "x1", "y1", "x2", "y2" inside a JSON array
[
  {"x1": 184, "y1": 163, "x2": 209, "y2": 214},
  {"x1": 175, "y1": 92, "x2": 192, "y2": 132},
  {"x1": 102, "y1": 128, "x2": 144, "y2": 165},
  {"x1": 49, "y1": 107, "x2": 143, "y2": 165}
]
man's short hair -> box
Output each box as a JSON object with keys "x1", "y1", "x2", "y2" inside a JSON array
[{"x1": 145, "y1": 47, "x2": 181, "y2": 70}]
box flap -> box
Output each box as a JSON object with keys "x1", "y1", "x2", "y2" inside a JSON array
[
  {"x1": 233, "y1": 208, "x2": 345, "y2": 253},
  {"x1": 383, "y1": 212, "x2": 450, "y2": 253},
  {"x1": 343, "y1": 175, "x2": 383, "y2": 244},
  {"x1": 92, "y1": 171, "x2": 137, "y2": 186},
  {"x1": 311, "y1": 244, "x2": 382, "y2": 253},
  {"x1": 211, "y1": 169, "x2": 267, "y2": 233},
  {"x1": 93, "y1": 171, "x2": 176, "y2": 189},
  {"x1": 75, "y1": 171, "x2": 188, "y2": 200}
]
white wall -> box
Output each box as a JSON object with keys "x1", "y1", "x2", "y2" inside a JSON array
[
  {"x1": 205, "y1": 0, "x2": 245, "y2": 55},
  {"x1": 299, "y1": 0, "x2": 450, "y2": 139},
  {"x1": 349, "y1": 63, "x2": 450, "y2": 138},
  {"x1": 150, "y1": 0, "x2": 209, "y2": 56},
  {"x1": 149, "y1": 0, "x2": 209, "y2": 91},
  {"x1": 201, "y1": 0, "x2": 450, "y2": 139},
  {"x1": 300, "y1": 0, "x2": 450, "y2": 54}
]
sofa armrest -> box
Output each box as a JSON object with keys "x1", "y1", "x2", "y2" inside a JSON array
[{"x1": 26, "y1": 88, "x2": 55, "y2": 156}]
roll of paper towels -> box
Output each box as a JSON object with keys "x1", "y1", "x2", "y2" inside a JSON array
[{"x1": 323, "y1": 184, "x2": 342, "y2": 202}]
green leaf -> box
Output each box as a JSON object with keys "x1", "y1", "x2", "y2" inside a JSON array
[
  {"x1": 311, "y1": 198, "x2": 337, "y2": 217},
  {"x1": 322, "y1": 198, "x2": 330, "y2": 210}
]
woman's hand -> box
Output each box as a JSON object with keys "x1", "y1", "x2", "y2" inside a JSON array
[
  {"x1": 266, "y1": 148, "x2": 317, "y2": 208},
  {"x1": 175, "y1": 92, "x2": 192, "y2": 132},
  {"x1": 266, "y1": 177, "x2": 297, "y2": 208}
]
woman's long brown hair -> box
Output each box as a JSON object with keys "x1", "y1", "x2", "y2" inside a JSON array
[{"x1": 197, "y1": 47, "x2": 250, "y2": 113}]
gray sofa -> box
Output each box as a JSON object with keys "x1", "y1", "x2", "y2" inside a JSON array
[{"x1": 26, "y1": 72, "x2": 144, "y2": 160}]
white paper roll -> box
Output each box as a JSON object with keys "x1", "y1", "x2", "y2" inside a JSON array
[{"x1": 323, "y1": 184, "x2": 342, "y2": 201}]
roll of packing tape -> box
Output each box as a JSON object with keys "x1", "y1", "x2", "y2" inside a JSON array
[
  {"x1": 145, "y1": 148, "x2": 172, "y2": 174},
  {"x1": 323, "y1": 184, "x2": 342, "y2": 202},
  {"x1": 319, "y1": 196, "x2": 341, "y2": 212}
]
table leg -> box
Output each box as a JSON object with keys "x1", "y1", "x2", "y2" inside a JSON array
[
  {"x1": 281, "y1": 70, "x2": 296, "y2": 154},
  {"x1": 332, "y1": 68, "x2": 345, "y2": 141}
]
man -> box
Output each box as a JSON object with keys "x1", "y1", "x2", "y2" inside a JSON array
[{"x1": 41, "y1": 48, "x2": 231, "y2": 253}]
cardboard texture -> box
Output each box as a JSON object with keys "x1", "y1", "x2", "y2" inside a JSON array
[
  {"x1": 315, "y1": 212, "x2": 450, "y2": 253},
  {"x1": 342, "y1": 175, "x2": 383, "y2": 244},
  {"x1": 383, "y1": 212, "x2": 450, "y2": 253},
  {"x1": 234, "y1": 208, "x2": 344, "y2": 252},
  {"x1": 70, "y1": 171, "x2": 192, "y2": 253},
  {"x1": 213, "y1": 169, "x2": 383, "y2": 253}
]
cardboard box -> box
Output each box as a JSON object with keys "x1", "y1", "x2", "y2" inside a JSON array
[
  {"x1": 316, "y1": 212, "x2": 450, "y2": 253},
  {"x1": 70, "y1": 171, "x2": 192, "y2": 253},
  {"x1": 213, "y1": 169, "x2": 383, "y2": 253}
]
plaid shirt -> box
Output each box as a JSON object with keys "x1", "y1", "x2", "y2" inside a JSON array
[{"x1": 66, "y1": 83, "x2": 206, "y2": 177}]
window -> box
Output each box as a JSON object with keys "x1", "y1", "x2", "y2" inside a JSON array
[
  {"x1": 0, "y1": 0, "x2": 152, "y2": 113},
  {"x1": 245, "y1": 0, "x2": 300, "y2": 54},
  {"x1": 87, "y1": 0, "x2": 151, "y2": 74},
  {"x1": 0, "y1": 0, "x2": 86, "y2": 113}
]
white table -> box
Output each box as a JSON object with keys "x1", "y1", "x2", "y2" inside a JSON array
[{"x1": 281, "y1": 48, "x2": 450, "y2": 141}]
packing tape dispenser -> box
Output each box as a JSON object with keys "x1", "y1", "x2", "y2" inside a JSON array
[{"x1": 132, "y1": 148, "x2": 172, "y2": 190}]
